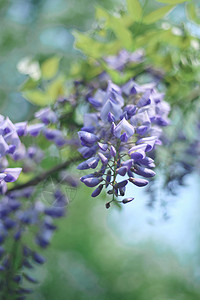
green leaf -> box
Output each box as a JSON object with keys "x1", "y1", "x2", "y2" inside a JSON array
[
  {"x1": 19, "y1": 77, "x2": 39, "y2": 91},
  {"x1": 74, "y1": 32, "x2": 105, "y2": 58},
  {"x1": 22, "y1": 90, "x2": 51, "y2": 106},
  {"x1": 23, "y1": 76, "x2": 65, "y2": 106},
  {"x1": 46, "y1": 76, "x2": 65, "y2": 99},
  {"x1": 41, "y1": 56, "x2": 61, "y2": 79},
  {"x1": 143, "y1": 5, "x2": 175, "y2": 24},
  {"x1": 95, "y1": 6, "x2": 110, "y2": 25},
  {"x1": 108, "y1": 16, "x2": 133, "y2": 50},
  {"x1": 126, "y1": 0, "x2": 142, "y2": 21},
  {"x1": 187, "y1": 2, "x2": 200, "y2": 25},
  {"x1": 157, "y1": 0, "x2": 190, "y2": 3},
  {"x1": 95, "y1": 7, "x2": 133, "y2": 50},
  {"x1": 74, "y1": 31, "x2": 121, "y2": 58}
]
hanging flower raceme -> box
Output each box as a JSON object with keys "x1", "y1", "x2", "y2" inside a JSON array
[
  {"x1": 0, "y1": 106, "x2": 72, "y2": 298},
  {"x1": 0, "y1": 107, "x2": 67, "y2": 196},
  {"x1": 0, "y1": 187, "x2": 68, "y2": 299},
  {"x1": 77, "y1": 79, "x2": 170, "y2": 207}
]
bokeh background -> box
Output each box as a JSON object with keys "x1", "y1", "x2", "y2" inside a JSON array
[{"x1": 1, "y1": 0, "x2": 200, "y2": 299}]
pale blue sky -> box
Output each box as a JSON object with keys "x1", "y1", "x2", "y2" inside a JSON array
[{"x1": 108, "y1": 173, "x2": 200, "y2": 260}]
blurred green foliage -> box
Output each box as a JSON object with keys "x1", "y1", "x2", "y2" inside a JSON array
[
  {"x1": 28, "y1": 187, "x2": 200, "y2": 300},
  {"x1": 0, "y1": 0, "x2": 121, "y2": 118},
  {"x1": 73, "y1": 0, "x2": 200, "y2": 112}
]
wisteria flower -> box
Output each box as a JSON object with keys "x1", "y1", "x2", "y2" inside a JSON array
[{"x1": 77, "y1": 78, "x2": 170, "y2": 207}]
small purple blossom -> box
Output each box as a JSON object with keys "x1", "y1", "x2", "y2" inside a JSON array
[
  {"x1": 35, "y1": 108, "x2": 57, "y2": 125},
  {"x1": 27, "y1": 123, "x2": 44, "y2": 137}
]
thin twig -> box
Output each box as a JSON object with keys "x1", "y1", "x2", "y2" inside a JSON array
[{"x1": 6, "y1": 155, "x2": 82, "y2": 194}]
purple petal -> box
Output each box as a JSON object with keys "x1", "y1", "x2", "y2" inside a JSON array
[
  {"x1": 121, "y1": 159, "x2": 133, "y2": 170},
  {"x1": 4, "y1": 168, "x2": 22, "y2": 182},
  {"x1": 98, "y1": 152, "x2": 108, "y2": 165},
  {"x1": 124, "y1": 105, "x2": 137, "y2": 118},
  {"x1": 0, "y1": 136, "x2": 9, "y2": 157},
  {"x1": 77, "y1": 157, "x2": 99, "y2": 170},
  {"x1": 137, "y1": 90, "x2": 151, "y2": 108},
  {"x1": 100, "y1": 100, "x2": 123, "y2": 122},
  {"x1": 114, "y1": 180, "x2": 128, "y2": 189},
  {"x1": 78, "y1": 146, "x2": 97, "y2": 159},
  {"x1": 130, "y1": 111, "x2": 151, "y2": 126},
  {"x1": 15, "y1": 122, "x2": 27, "y2": 136},
  {"x1": 88, "y1": 97, "x2": 102, "y2": 108},
  {"x1": 133, "y1": 165, "x2": 156, "y2": 178},
  {"x1": 27, "y1": 124, "x2": 44, "y2": 137},
  {"x1": 117, "y1": 166, "x2": 127, "y2": 176},
  {"x1": 108, "y1": 112, "x2": 115, "y2": 123},
  {"x1": 110, "y1": 145, "x2": 116, "y2": 157},
  {"x1": 98, "y1": 142, "x2": 108, "y2": 152},
  {"x1": 136, "y1": 136, "x2": 157, "y2": 152},
  {"x1": 120, "y1": 132, "x2": 128, "y2": 142},
  {"x1": 91, "y1": 184, "x2": 103, "y2": 197},
  {"x1": 129, "y1": 177, "x2": 148, "y2": 187},
  {"x1": 114, "y1": 118, "x2": 135, "y2": 139},
  {"x1": 35, "y1": 108, "x2": 57, "y2": 124},
  {"x1": 82, "y1": 177, "x2": 103, "y2": 187},
  {"x1": 78, "y1": 131, "x2": 98, "y2": 146}
]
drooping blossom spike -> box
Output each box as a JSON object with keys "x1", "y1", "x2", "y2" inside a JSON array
[{"x1": 77, "y1": 70, "x2": 170, "y2": 206}]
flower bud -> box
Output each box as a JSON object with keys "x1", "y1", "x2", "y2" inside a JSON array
[
  {"x1": 122, "y1": 197, "x2": 134, "y2": 204},
  {"x1": 91, "y1": 184, "x2": 103, "y2": 197}
]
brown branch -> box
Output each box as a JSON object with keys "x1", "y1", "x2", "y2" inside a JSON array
[{"x1": 6, "y1": 155, "x2": 82, "y2": 194}]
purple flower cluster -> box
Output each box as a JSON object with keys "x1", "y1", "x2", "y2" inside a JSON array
[
  {"x1": 0, "y1": 107, "x2": 67, "y2": 196},
  {"x1": 0, "y1": 107, "x2": 71, "y2": 298},
  {"x1": 0, "y1": 115, "x2": 23, "y2": 193},
  {"x1": 0, "y1": 187, "x2": 68, "y2": 298},
  {"x1": 105, "y1": 49, "x2": 144, "y2": 71},
  {"x1": 77, "y1": 79, "x2": 170, "y2": 207},
  {"x1": 26, "y1": 107, "x2": 66, "y2": 147}
]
